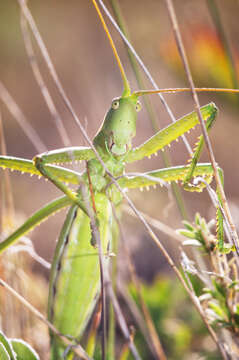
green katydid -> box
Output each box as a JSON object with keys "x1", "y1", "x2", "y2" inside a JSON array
[
  {"x1": 0, "y1": 94, "x2": 219, "y2": 358},
  {"x1": 0, "y1": 0, "x2": 224, "y2": 359}
]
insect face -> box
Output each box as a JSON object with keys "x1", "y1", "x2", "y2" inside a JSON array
[{"x1": 95, "y1": 96, "x2": 141, "y2": 156}]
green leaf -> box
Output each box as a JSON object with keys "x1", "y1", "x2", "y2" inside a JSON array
[
  {"x1": 233, "y1": 313, "x2": 239, "y2": 327},
  {"x1": 200, "y1": 218, "x2": 208, "y2": 232},
  {"x1": 10, "y1": 339, "x2": 39, "y2": 360},
  {"x1": 182, "y1": 239, "x2": 201, "y2": 247},
  {"x1": 195, "y1": 213, "x2": 201, "y2": 226},
  {"x1": 177, "y1": 230, "x2": 196, "y2": 239},
  {"x1": 213, "y1": 319, "x2": 232, "y2": 328},
  {"x1": 208, "y1": 301, "x2": 225, "y2": 319},
  {"x1": 0, "y1": 331, "x2": 16, "y2": 359},
  {"x1": 182, "y1": 220, "x2": 195, "y2": 232},
  {"x1": 228, "y1": 281, "x2": 239, "y2": 289},
  {"x1": 218, "y1": 243, "x2": 236, "y2": 254},
  {"x1": 213, "y1": 280, "x2": 227, "y2": 299},
  {"x1": 0, "y1": 343, "x2": 11, "y2": 360}
]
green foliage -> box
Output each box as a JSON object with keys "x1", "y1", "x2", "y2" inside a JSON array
[
  {"x1": 178, "y1": 213, "x2": 239, "y2": 347},
  {"x1": 0, "y1": 344, "x2": 10, "y2": 360},
  {"x1": 178, "y1": 213, "x2": 216, "y2": 253},
  {"x1": 178, "y1": 212, "x2": 235, "y2": 254},
  {"x1": 0, "y1": 331, "x2": 39, "y2": 360},
  {"x1": 129, "y1": 277, "x2": 219, "y2": 359},
  {"x1": 0, "y1": 332, "x2": 15, "y2": 359},
  {"x1": 11, "y1": 340, "x2": 39, "y2": 360}
]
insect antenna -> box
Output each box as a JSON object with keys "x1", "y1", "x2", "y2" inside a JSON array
[{"x1": 90, "y1": 0, "x2": 131, "y2": 97}]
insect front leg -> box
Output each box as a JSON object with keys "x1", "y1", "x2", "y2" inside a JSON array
[
  {"x1": 125, "y1": 102, "x2": 217, "y2": 164},
  {"x1": 0, "y1": 153, "x2": 87, "y2": 253},
  {"x1": 179, "y1": 107, "x2": 225, "y2": 251},
  {"x1": 34, "y1": 146, "x2": 95, "y2": 165},
  {"x1": 119, "y1": 163, "x2": 225, "y2": 251},
  {"x1": 182, "y1": 108, "x2": 217, "y2": 191},
  {"x1": 33, "y1": 147, "x2": 95, "y2": 214},
  {"x1": 118, "y1": 163, "x2": 215, "y2": 192}
]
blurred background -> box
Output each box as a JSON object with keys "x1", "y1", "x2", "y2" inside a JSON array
[{"x1": 1, "y1": 0, "x2": 239, "y2": 358}]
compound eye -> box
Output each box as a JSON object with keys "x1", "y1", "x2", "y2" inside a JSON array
[
  {"x1": 136, "y1": 100, "x2": 142, "y2": 112},
  {"x1": 112, "y1": 100, "x2": 120, "y2": 110}
]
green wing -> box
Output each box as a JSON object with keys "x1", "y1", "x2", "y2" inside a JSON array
[{"x1": 48, "y1": 193, "x2": 112, "y2": 359}]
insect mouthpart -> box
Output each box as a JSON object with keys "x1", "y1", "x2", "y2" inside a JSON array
[
  {"x1": 107, "y1": 131, "x2": 129, "y2": 156},
  {"x1": 110, "y1": 142, "x2": 129, "y2": 156}
]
